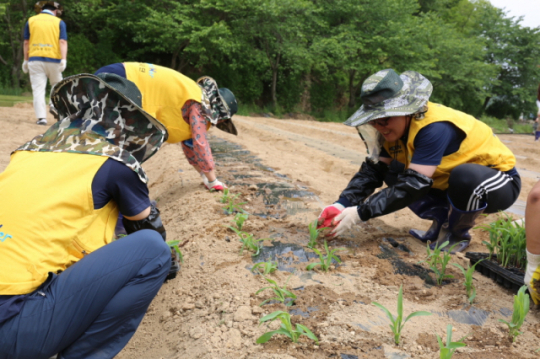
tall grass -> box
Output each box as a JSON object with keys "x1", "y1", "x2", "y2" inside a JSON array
[{"x1": 0, "y1": 84, "x2": 25, "y2": 96}]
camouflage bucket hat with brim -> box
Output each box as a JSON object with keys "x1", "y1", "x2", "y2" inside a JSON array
[
  {"x1": 344, "y1": 69, "x2": 433, "y2": 127},
  {"x1": 15, "y1": 73, "x2": 168, "y2": 183},
  {"x1": 197, "y1": 76, "x2": 238, "y2": 136}
]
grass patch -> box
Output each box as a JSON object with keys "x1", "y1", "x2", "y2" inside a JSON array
[{"x1": 478, "y1": 115, "x2": 532, "y2": 134}]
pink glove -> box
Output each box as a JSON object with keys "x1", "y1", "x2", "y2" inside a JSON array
[
  {"x1": 317, "y1": 203, "x2": 345, "y2": 229},
  {"x1": 205, "y1": 179, "x2": 227, "y2": 192}
]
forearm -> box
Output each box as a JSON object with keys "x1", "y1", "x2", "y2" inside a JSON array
[
  {"x1": 59, "y1": 40, "x2": 67, "y2": 59},
  {"x1": 23, "y1": 40, "x2": 29, "y2": 60},
  {"x1": 526, "y1": 181, "x2": 540, "y2": 254},
  {"x1": 339, "y1": 158, "x2": 388, "y2": 206}
]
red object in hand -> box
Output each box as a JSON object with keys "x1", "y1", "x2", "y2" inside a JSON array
[
  {"x1": 317, "y1": 204, "x2": 344, "y2": 229},
  {"x1": 205, "y1": 179, "x2": 227, "y2": 192}
]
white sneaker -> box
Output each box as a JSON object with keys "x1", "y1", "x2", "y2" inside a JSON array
[{"x1": 36, "y1": 118, "x2": 47, "y2": 126}]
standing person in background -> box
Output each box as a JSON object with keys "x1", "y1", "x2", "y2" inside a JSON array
[
  {"x1": 525, "y1": 179, "x2": 540, "y2": 305},
  {"x1": 535, "y1": 84, "x2": 540, "y2": 141},
  {"x1": 22, "y1": 1, "x2": 68, "y2": 126},
  {"x1": 95, "y1": 62, "x2": 238, "y2": 192}
]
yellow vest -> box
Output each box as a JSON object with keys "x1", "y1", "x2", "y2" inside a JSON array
[
  {"x1": 0, "y1": 152, "x2": 119, "y2": 295},
  {"x1": 124, "y1": 62, "x2": 206, "y2": 144},
  {"x1": 382, "y1": 102, "x2": 516, "y2": 190},
  {"x1": 28, "y1": 13, "x2": 62, "y2": 60}
]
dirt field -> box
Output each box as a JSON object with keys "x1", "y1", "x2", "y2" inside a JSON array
[{"x1": 2, "y1": 104, "x2": 540, "y2": 358}]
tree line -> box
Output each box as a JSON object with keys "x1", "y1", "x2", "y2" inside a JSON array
[{"x1": 1, "y1": 0, "x2": 540, "y2": 120}]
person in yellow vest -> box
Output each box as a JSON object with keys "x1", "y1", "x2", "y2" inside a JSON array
[
  {"x1": 22, "y1": 1, "x2": 68, "y2": 126},
  {"x1": 94, "y1": 62, "x2": 238, "y2": 192},
  {"x1": 0, "y1": 73, "x2": 174, "y2": 358},
  {"x1": 317, "y1": 69, "x2": 520, "y2": 253}
]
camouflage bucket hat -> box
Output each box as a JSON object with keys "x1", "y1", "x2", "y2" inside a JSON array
[
  {"x1": 15, "y1": 74, "x2": 168, "y2": 183},
  {"x1": 344, "y1": 69, "x2": 433, "y2": 127},
  {"x1": 197, "y1": 76, "x2": 238, "y2": 136}
]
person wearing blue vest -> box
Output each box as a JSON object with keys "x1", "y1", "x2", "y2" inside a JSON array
[
  {"x1": 318, "y1": 69, "x2": 520, "y2": 253},
  {"x1": 0, "y1": 73, "x2": 174, "y2": 359},
  {"x1": 22, "y1": 1, "x2": 68, "y2": 126}
]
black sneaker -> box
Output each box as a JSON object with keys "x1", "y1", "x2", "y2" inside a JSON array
[{"x1": 36, "y1": 118, "x2": 47, "y2": 126}]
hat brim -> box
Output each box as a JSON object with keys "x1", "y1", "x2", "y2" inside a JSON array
[
  {"x1": 216, "y1": 118, "x2": 238, "y2": 136},
  {"x1": 344, "y1": 71, "x2": 432, "y2": 127},
  {"x1": 51, "y1": 73, "x2": 168, "y2": 140}
]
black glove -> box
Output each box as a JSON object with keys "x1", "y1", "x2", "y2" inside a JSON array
[
  {"x1": 339, "y1": 158, "x2": 389, "y2": 205},
  {"x1": 358, "y1": 169, "x2": 433, "y2": 221},
  {"x1": 122, "y1": 202, "x2": 166, "y2": 241}
]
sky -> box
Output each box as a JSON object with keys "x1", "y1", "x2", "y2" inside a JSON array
[{"x1": 489, "y1": 0, "x2": 540, "y2": 29}]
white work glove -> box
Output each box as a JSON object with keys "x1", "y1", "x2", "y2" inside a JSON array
[
  {"x1": 200, "y1": 172, "x2": 210, "y2": 187},
  {"x1": 22, "y1": 60, "x2": 29, "y2": 74},
  {"x1": 205, "y1": 178, "x2": 227, "y2": 192},
  {"x1": 524, "y1": 250, "x2": 540, "y2": 305},
  {"x1": 331, "y1": 206, "x2": 361, "y2": 237},
  {"x1": 317, "y1": 203, "x2": 345, "y2": 229},
  {"x1": 59, "y1": 59, "x2": 67, "y2": 72}
]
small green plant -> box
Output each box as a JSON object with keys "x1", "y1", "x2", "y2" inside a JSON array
[
  {"x1": 477, "y1": 212, "x2": 527, "y2": 269},
  {"x1": 306, "y1": 240, "x2": 344, "y2": 272},
  {"x1": 219, "y1": 189, "x2": 247, "y2": 215},
  {"x1": 256, "y1": 311, "x2": 319, "y2": 344},
  {"x1": 437, "y1": 324, "x2": 467, "y2": 359},
  {"x1": 499, "y1": 285, "x2": 530, "y2": 342},
  {"x1": 372, "y1": 285, "x2": 432, "y2": 345},
  {"x1": 166, "y1": 240, "x2": 184, "y2": 263},
  {"x1": 238, "y1": 232, "x2": 265, "y2": 256},
  {"x1": 229, "y1": 213, "x2": 249, "y2": 231},
  {"x1": 219, "y1": 188, "x2": 231, "y2": 203},
  {"x1": 255, "y1": 276, "x2": 296, "y2": 306},
  {"x1": 420, "y1": 241, "x2": 459, "y2": 285},
  {"x1": 307, "y1": 219, "x2": 327, "y2": 249},
  {"x1": 453, "y1": 260, "x2": 483, "y2": 304},
  {"x1": 251, "y1": 260, "x2": 278, "y2": 275}
]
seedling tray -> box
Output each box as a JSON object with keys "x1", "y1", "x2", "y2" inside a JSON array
[{"x1": 465, "y1": 252, "x2": 524, "y2": 293}]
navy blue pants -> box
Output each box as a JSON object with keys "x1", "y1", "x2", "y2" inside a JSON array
[{"x1": 0, "y1": 230, "x2": 171, "y2": 359}]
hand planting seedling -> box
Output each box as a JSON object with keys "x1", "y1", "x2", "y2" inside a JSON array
[
  {"x1": 238, "y1": 232, "x2": 265, "y2": 256},
  {"x1": 229, "y1": 213, "x2": 249, "y2": 232},
  {"x1": 307, "y1": 219, "x2": 327, "y2": 249},
  {"x1": 478, "y1": 212, "x2": 527, "y2": 269},
  {"x1": 437, "y1": 324, "x2": 467, "y2": 359},
  {"x1": 453, "y1": 260, "x2": 483, "y2": 304},
  {"x1": 306, "y1": 240, "x2": 345, "y2": 272},
  {"x1": 166, "y1": 240, "x2": 184, "y2": 263},
  {"x1": 372, "y1": 285, "x2": 431, "y2": 345},
  {"x1": 420, "y1": 241, "x2": 459, "y2": 285},
  {"x1": 251, "y1": 260, "x2": 278, "y2": 275},
  {"x1": 499, "y1": 285, "x2": 530, "y2": 342},
  {"x1": 255, "y1": 276, "x2": 296, "y2": 306},
  {"x1": 256, "y1": 311, "x2": 319, "y2": 344}
]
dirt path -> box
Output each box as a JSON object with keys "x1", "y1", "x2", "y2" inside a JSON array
[{"x1": 1, "y1": 107, "x2": 540, "y2": 358}]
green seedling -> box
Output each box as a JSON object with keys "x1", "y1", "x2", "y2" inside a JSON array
[
  {"x1": 238, "y1": 232, "x2": 265, "y2": 256},
  {"x1": 372, "y1": 285, "x2": 432, "y2": 345},
  {"x1": 420, "y1": 241, "x2": 459, "y2": 285},
  {"x1": 256, "y1": 276, "x2": 296, "y2": 306},
  {"x1": 436, "y1": 324, "x2": 467, "y2": 359},
  {"x1": 307, "y1": 219, "x2": 328, "y2": 249},
  {"x1": 166, "y1": 240, "x2": 184, "y2": 263},
  {"x1": 256, "y1": 311, "x2": 319, "y2": 344},
  {"x1": 229, "y1": 212, "x2": 249, "y2": 231},
  {"x1": 453, "y1": 260, "x2": 483, "y2": 304},
  {"x1": 251, "y1": 260, "x2": 278, "y2": 275},
  {"x1": 499, "y1": 285, "x2": 530, "y2": 342},
  {"x1": 219, "y1": 188, "x2": 231, "y2": 204},
  {"x1": 306, "y1": 240, "x2": 344, "y2": 272},
  {"x1": 219, "y1": 189, "x2": 247, "y2": 215}
]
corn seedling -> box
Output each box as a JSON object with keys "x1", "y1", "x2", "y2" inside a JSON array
[
  {"x1": 307, "y1": 219, "x2": 328, "y2": 249},
  {"x1": 436, "y1": 324, "x2": 467, "y2": 359},
  {"x1": 251, "y1": 260, "x2": 278, "y2": 275},
  {"x1": 477, "y1": 212, "x2": 527, "y2": 269},
  {"x1": 166, "y1": 240, "x2": 184, "y2": 263},
  {"x1": 219, "y1": 188, "x2": 231, "y2": 204},
  {"x1": 420, "y1": 241, "x2": 459, "y2": 285},
  {"x1": 499, "y1": 285, "x2": 530, "y2": 342},
  {"x1": 238, "y1": 232, "x2": 265, "y2": 256},
  {"x1": 453, "y1": 260, "x2": 483, "y2": 304},
  {"x1": 306, "y1": 240, "x2": 344, "y2": 272},
  {"x1": 219, "y1": 189, "x2": 247, "y2": 215},
  {"x1": 256, "y1": 276, "x2": 296, "y2": 306},
  {"x1": 372, "y1": 285, "x2": 432, "y2": 345},
  {"x1": 229, "y1": 213, "x2": 249, "y2": 232},
  {"x1": 256, "y1": 311, "x2": 319, "y2": 344}
]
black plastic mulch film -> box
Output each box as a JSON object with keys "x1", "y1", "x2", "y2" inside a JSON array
[{"x1": 465, "y1": 252, "x2": 524, "y2": 293}]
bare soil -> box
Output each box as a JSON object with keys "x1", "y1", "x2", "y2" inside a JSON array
[{"x1": 1, "y1": 105, "x2": 540, "y2": 358}]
